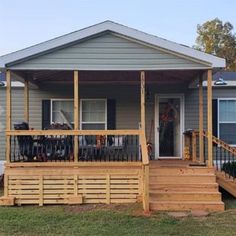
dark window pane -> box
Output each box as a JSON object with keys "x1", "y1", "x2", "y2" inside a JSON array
[
  {"x1": 82, "y1": 124, "x2": 105, "y2": 130},
  {"x1": 220, "y1": 124, "x2": 236, "y2": 144}
]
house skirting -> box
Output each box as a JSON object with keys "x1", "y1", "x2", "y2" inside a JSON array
[{"x1": 3, "y1": 163, "x2": 143, "y2": 206}]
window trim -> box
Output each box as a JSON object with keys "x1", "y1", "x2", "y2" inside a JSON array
[
  {"x1": 50, "y1": 98, "x2": 108, "y2": 129},
  {"x1": 80, "y1": 98, "x2": 107, "y2": 130},
  {"x1": 217, "y1": 98, "x2": 236, "y2": 146}
]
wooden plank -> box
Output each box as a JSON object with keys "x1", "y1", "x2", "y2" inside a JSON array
[
  {"x1": 207, "y1": 69, "x2": 213, "y2": 167},
  {"x1": 9, "y1": 189, "x2": 40, "y2": 194},
  {"x1": 74, "y1": 70, "x2": 79, "y2": 162},
  {"x1": 140, "y1": 131, "x2": 149, "y2": 165},
  {"x1": 74, "y1": 175, "x2": 78, "y2": 196},
  {"x1": 106, "y1": 174, "x2": 110, "y2": 204},
  {"x1": 192, "y1": 132, "x2": 197, "y2": 162},
  {"x1": 39, "y1": 176, "x2": 43, "y2": 206},
  {"x1": 24, "y1": 79, "x2": 29, "y2": 122},
  {"x1": 140, "y1": 71, "x2": 145, "y2": 131},
  {"x1": 6, "y1": 162, "x2": 142, "y2": 168},
  {"x1": 199, "y1": 75, "x2": 204, "y2": 163},
  {"x1": 143, "y1": 165, "x2": 150, "y2": 212},
  {"x1": 0, "y1": 197, "x2": 15, "y2": 206},
  {"x1": 6, "y1": 129, "x2": 141, "y2": 136},
  {"x1": 68, "y1": 196, "x2": 83, "y2": 205},
  {"x1": 4, "y1": 174, "x2": 8, "y2": 197},
  {"x1": 6, "y1": 70, "x2": 11, "y2": 163}
]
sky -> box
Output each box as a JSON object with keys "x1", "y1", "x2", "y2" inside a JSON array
[{"x1": 0, "y1": 0, "x2": 236, "y2": 55}]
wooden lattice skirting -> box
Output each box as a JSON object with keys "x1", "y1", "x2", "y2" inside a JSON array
[{"x1": 1, "y1": 163, "x2": 143, "y2": 206}]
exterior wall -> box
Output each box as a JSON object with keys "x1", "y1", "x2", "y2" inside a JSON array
[
  {"x1": 8, "y1": 33, "x2": 208, "y2": 71},
  {"x1": 1, "y1": 85, "x2": 235, "y2": 168},
  {"x1": 185, "y1": 87, "x2": 236, "y2": 130}
]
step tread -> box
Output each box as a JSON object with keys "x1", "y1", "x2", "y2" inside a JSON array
[
  {"x1": 149, "y1": 191, "x2": 221, "y2": 195},
  {"x1": 150, "y1": 174, "x2": 216, "y2": 176},
  {"x1": 150, "y1": 200, "x2": 224, "y2": 204}
]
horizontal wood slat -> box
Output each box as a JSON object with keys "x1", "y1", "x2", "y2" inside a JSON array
[{"x1": 3, "y1": 165, "x2": 142, "y2": 206}]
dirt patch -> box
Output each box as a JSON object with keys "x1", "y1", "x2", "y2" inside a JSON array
[{"x1": 64, "y1": 203, "x2": 147, "y2": 216}]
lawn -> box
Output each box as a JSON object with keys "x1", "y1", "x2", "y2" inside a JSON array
[{"x1": 0, "y1": 189, "x2": 236, "y2": 236}]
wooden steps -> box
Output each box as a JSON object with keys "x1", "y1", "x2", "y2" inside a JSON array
[
  {"x1": 149, "y1": 161, "x2": 224, "y2": 212},
  {"x1": 216, "y1": 171, "x2": 236, "y2": 197},
  {"x1": 150, "y1": 201, "x2": 224, "y2": 211}
]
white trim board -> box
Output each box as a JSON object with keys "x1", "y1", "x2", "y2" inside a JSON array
[{"x1": 0, "y1": 21, "x2": 225, "y2": 68}]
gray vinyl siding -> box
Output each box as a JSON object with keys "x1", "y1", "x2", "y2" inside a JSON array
[
  {"x1": 8, "y1": 33, "x2": 209, "y2": 71},
  {"x1": 0, "y1": 85, "x2": 235, "y2": 160},
  {"x1": 185, "y1": 87, "x2": 236, "y2": 130}
]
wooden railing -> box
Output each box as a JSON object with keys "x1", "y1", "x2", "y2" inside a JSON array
[
  {"x1": 6, "y1": 129, "x2": 150, "y2": 211},
  {"x1": 6, "y1": 129, "x2": 143, "y2": 163},
  {"x1": 186, "y1": 130, "x2": 236, "y2": 178}
]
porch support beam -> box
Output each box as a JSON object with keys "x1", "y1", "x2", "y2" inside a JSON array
[
  {"x1": 74, "y1": 71, "x2": 79, "y2": 162},
  {"x1": 207, "y1": 69, "x2": 213, "y2": 167},
  {"x1": 24, "y1": 79, "x2": 29, "y2": 123},
  {"x1": 199, "y1": 74, "x2": 204, "y2": 163},
  {"x1": 6, "y1": 70, "x2": 11, "y2": 163},
  {"x1": 140, "y1": 71, "x2": 145, "y2": 131}
]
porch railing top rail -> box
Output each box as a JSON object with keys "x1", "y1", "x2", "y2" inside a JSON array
[{"x1": 6, "y1": 129, "x2": 141, "y2": 136}]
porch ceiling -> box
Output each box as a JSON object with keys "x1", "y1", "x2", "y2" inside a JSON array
[{"x1": 13, "y1": 70, "x2": 201, "y2": 87}]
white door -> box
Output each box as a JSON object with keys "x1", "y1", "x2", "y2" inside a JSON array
[{"x1": 155, "y1": 94, "x2": 184, "y2": 159}]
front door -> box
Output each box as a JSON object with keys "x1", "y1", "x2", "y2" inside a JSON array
[{"x1": 155, "y1": 95, "x2": 184, "y2": 159}]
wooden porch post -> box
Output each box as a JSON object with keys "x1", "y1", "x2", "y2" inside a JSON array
[
  {"x1": 140, "y1": 71, "x2": 145, "y2": 131},
  {"x1": 207, "y1": 69, "x2": 213, "y2": 167},
  {"x1": 24, "y1": 79, "x2": 29, "y2": 123},
  {"x1": 74, "y1": 71, "x2": 79, "y2": 162},
  {"x1": 199, "y1": 75, "x2": 204, "y2": 163},
  {"x1": 6, "y1": 70, "x2": 11, "y2": 164},
  {"x1": 140, "y1": 71, "x2": 149, "y2": 212}
]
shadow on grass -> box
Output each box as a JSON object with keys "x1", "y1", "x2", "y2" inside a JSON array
[{"x1": 220, "y1": 187, "x2": 236, "y2": 210}]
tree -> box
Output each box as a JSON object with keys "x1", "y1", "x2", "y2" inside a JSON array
[{"x1": 195, "y1": 18, "x2": 236, "y2": 71}]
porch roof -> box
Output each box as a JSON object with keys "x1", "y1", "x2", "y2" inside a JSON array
[
  {"x1": 0, "y1": 21, "x2": 225, "y2": 69},
  {"x1": 12, "y1": 70, "x2": 200, "y2": 87}
]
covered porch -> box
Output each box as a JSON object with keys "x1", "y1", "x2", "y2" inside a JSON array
[
  {"x1": 0, "y1": 21, "x2": 225, "y2": 210},
  {"x1": 2, "y1": 68, "x2": 214, "y2": 210}
]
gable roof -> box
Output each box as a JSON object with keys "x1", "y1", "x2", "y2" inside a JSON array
[{"x1": 0, "y1": 20, "x2": 225, "y2": 68}]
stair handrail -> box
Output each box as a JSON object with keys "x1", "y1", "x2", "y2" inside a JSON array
[{"x1": 193, "y1": 130, "x2": 236, "y2": 156}]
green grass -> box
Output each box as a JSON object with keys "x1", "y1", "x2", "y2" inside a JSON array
[{"x1": 1, "y1": 189, "x2": 236, "y2": 236}]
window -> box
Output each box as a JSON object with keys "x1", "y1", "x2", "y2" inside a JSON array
[
  {"x1": 81, "y1": 99, "x2": 107, "y2": 130},
  {"x1": 218, "y1": 99, "x2": 236, "y2": 145},
  {"x1": 51, "y1": 99, "x2": 74, "y2": 124},
  {"x1": 50, "y1": 99, "x2": 107, "y2": 130}
]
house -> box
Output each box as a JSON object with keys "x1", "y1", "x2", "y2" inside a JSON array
[{"x1": 0, "y1": 21, "x2": 235, "y2": 211}]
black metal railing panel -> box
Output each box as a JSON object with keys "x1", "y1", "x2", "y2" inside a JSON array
[{"x1": 10, "y1": 134, "x2": 141, "y2": 162}]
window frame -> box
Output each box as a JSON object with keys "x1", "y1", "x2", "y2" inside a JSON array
[
  {"x1": 217, "y1": 98, "x2": 236, "y2": 146},
  {"x1": 50, "y1": 98, "x2": 108, "y2": 130},
  {"x1": 80, "y1": 98, "x2": 107, "y2": 130},
  {"x1": 50, "y1": 98, "x2": 74, "y2": 124}
]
